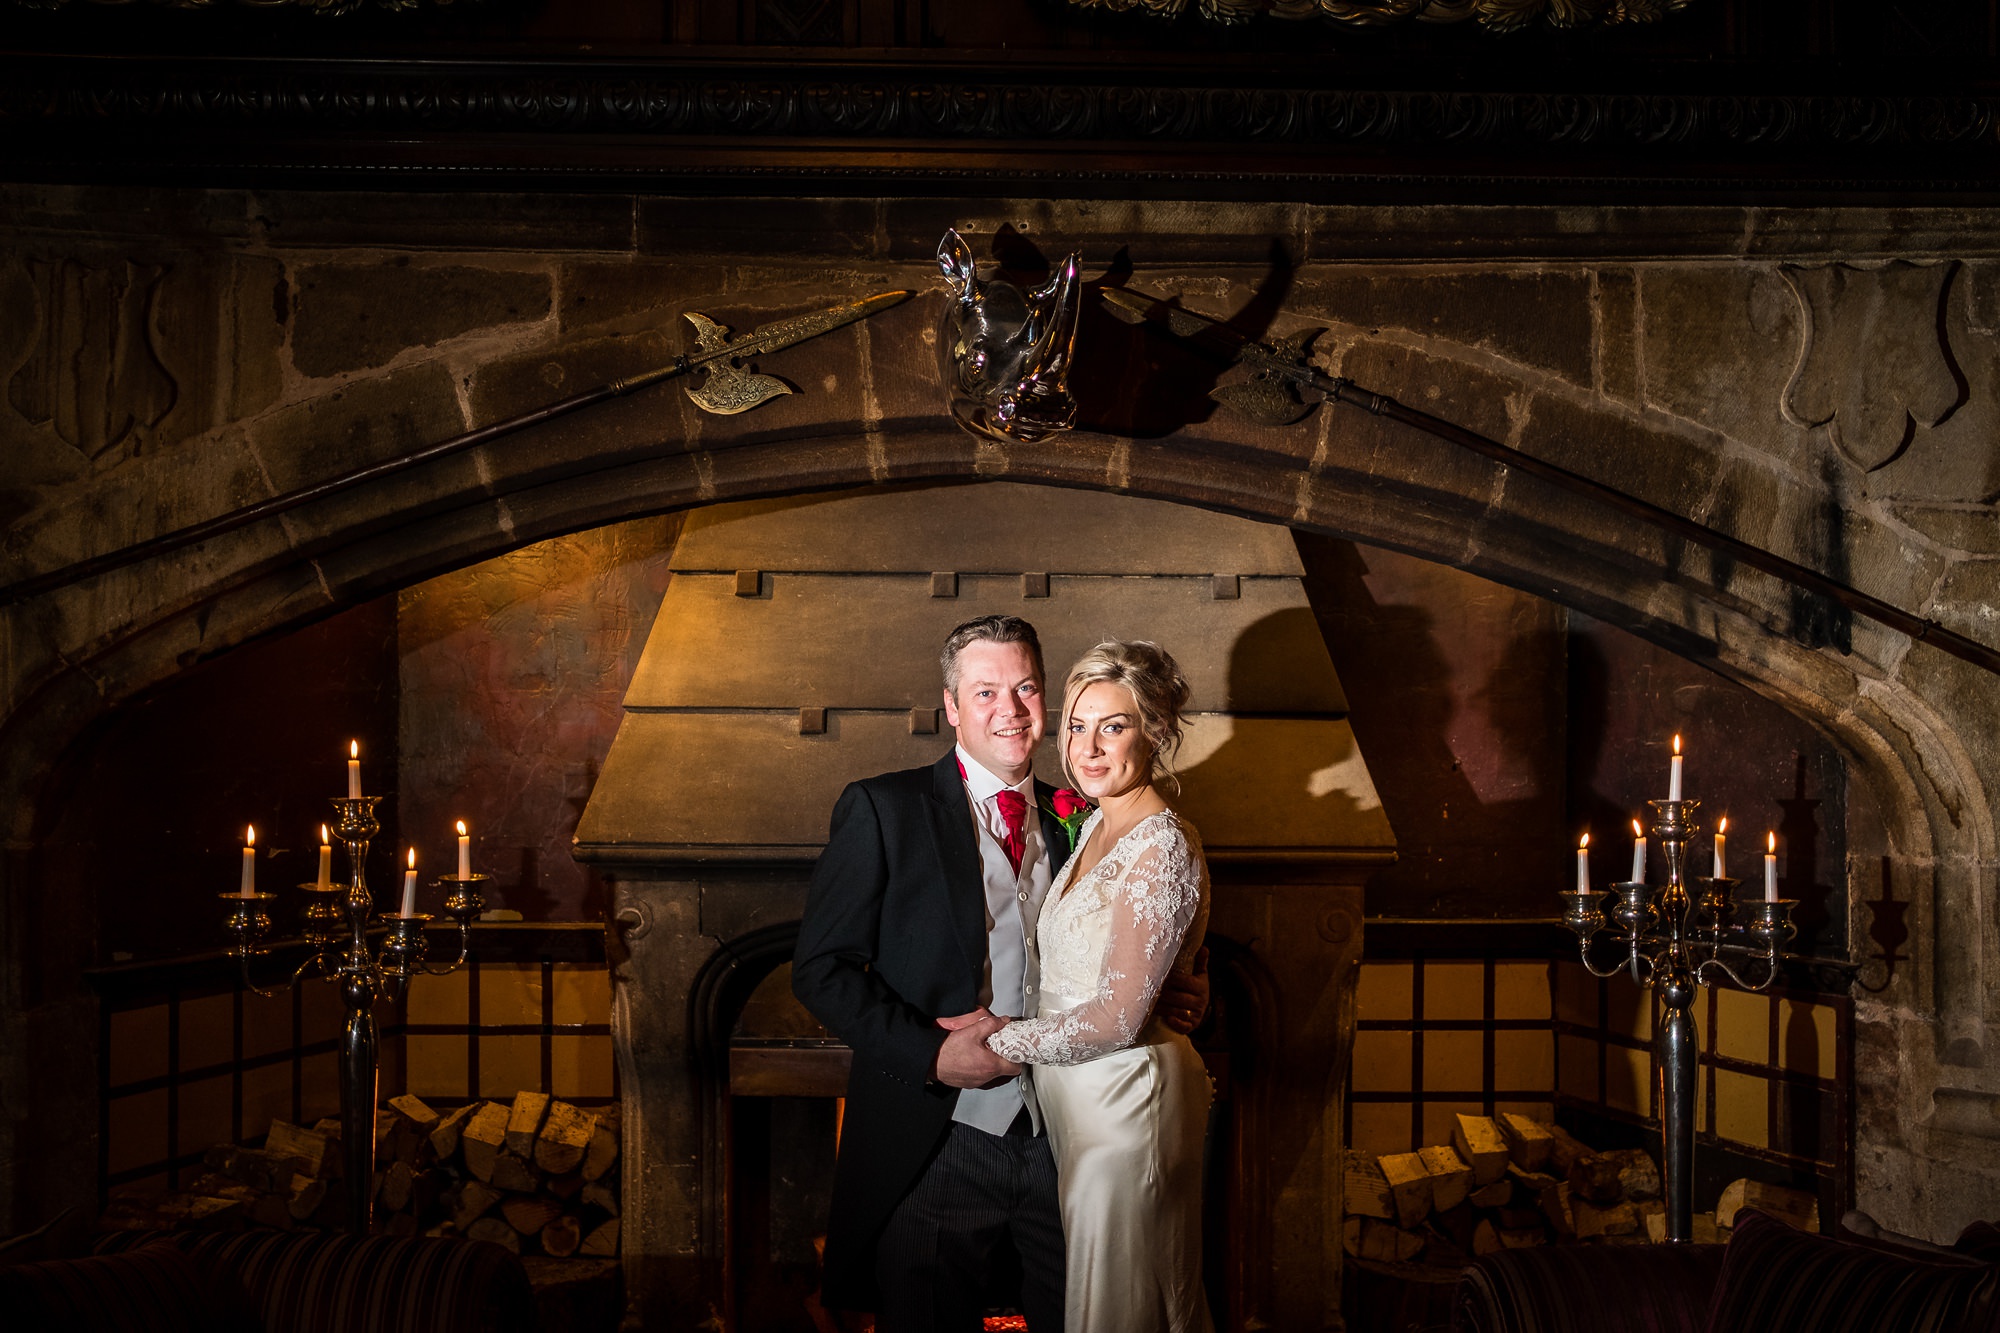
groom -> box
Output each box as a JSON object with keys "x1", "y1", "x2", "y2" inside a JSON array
[{"x1": 792, "y1": 614, "x2": 1206, "y2": 1331}]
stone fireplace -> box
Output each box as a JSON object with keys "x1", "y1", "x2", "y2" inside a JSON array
[{"x1": 573, "y1": 482, "x2": 1393, "y2": 1326}]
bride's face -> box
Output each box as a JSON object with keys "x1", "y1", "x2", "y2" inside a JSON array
[{"x1": 1065, "y1": 681, "x2": 1153, "y2": 803}]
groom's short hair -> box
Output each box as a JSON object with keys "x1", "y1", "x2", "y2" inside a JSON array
[{"x1": 940, "y1": 615, "x2": 1045, "y2": 695}]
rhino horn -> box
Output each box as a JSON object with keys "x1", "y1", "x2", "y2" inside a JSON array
[{"x1": 937, "y1": 228, "x2": 978, "y2": 300}]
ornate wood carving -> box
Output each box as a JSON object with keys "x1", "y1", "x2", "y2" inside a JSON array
[{"x1": 1064, "y1": 0, "x2": 1689, "y2": 31}]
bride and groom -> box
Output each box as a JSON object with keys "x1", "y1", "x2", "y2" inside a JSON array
[{"x1": 793, "y1": 614, "x2": 1214, "y2": 1333}]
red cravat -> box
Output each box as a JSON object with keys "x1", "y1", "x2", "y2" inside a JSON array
[{"x1": 994, "y1": 789, "x2": 1028, "y2": 875}]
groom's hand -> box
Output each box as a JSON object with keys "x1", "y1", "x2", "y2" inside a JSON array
[
  {"x1": 1156, "y1": 946, "x2": 1212, "y2": 1035},
  {"x1": 932, "y1": 1010, "x2": 1022, "y2": 1088}
]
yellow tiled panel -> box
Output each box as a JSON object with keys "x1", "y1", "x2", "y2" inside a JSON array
[
  {"x1": 553, "y1": 967, "x2": 613, "y2": 1026},
  {"x1": 1714, "y1": 987, "x2": 1770, "y2": 1065},
  {"x1": 406, "y1": 1034, "x2": 471, "y2": 1099},
  {"x1": 242, "y1": 990, "x2": 294, "y2": 1059},
  {"x1": 301, "y1": 1052, "x2": 340, "y2": 1127},
  {"x1": 1554, "y1": 963, "x2": 1598, "y2": 1027},
  {"x1": 1356, "y1": 963, "x2": 1413, "y2": 1023},
  {"x1": 1351, "y1": 1030, "x2": 1412, "y2": 1094},
  {"x1": 1604, "y1": 982, "x2": 1651, "y2": 1043},
  {"x1": 479, "y1": 1034, "x2": 543, "y2": 1099},
  {"x1": 1605, "y1": 1043, "x2": 1653, "y2": 1116},
  {"x1": 300, "y1": 980, "x2": 345, "y2": 1042},
  {"x1": 378, "y1": 1035, "x2": 406, "y2": 1102},
  {"x1": 1495, "y1": 1030, "x2": 1555, "y2": 1094},
  {"x1": 1495, "y1": 1100, "x2": 1554, "y2": 1124},
  {"x1": 109, "y1": 1088, "x2": 169, "y2": 1175},
  {"x1": 1424, "y1": 963, "x2": 1485, "y2": 1021},
  {"x1": 179, "y1": 993, "x2": 234, "y2": 1072},
  {"x1": 1423, "y1": 1030, "x2": 1484, "y2": 1093},
  {"x1": 1422, "y1": 1100, "x2": 1485, "y2": 1149},
  {"x1": 109, "y1": 1006, "x2": 169, "y2": 1086},
  {"x1": 1781, "y1": 999, "x2": 1837, "y2": 1079},
  {"x1": 1557, "y1": 1034, "x2": 1599, "y2": 1102},
  {"x1": 552, "y1": 1034, "x2": 615, "y2": 1101},
  {"x1": 1698, "y1": 1063, "x2": 1711, "y2": 1133},
  {"x1": 1493, "y1": 963, "x2": 1552, "y2": 1021},
  {"x1": 241, "y1": 1062, "x2": 292, "y2": 1140},
  {"x1": 1714, "y1": 1067, "x2": 1768, "y2": 1148},
  {"x1": 1349, "y1": 1102, "x2": 1412, "y2": 1158},
  {"x1": 481, "y1": 964, "x2": 543, "y2": 1026},
  {"x1": 177, "y1": 1075, "x2": 235, "y2": 1157},
  {"x1": 407, "y1": 969, "x2": 470, "y2": 1025}
]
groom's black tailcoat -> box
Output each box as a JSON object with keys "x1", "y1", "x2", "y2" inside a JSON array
[{"x1": 792, "y1": 750, "x2": 1071, "y2": 1313}]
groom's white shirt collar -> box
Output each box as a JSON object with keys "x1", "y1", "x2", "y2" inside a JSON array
[{"x1": 955, "y1": 744, "x2": 1035, "y2": 803}]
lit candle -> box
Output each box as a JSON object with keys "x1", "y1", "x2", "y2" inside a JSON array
[
  {"x1": 1576, "y1": 833, "x2": 1590, "y2": 893},
  {"x1": 316, "y1": 824, "x2": 332, "y2": 890},
  {"x1": 457, "y1": 820, "x2": 471, "y2": 880},
  {"x1": 1765, "y1": 831, "x2": 1778, "y2": 902},
  {"x1": 1668, "y1": 734, "x2": 1683, "y2": 802},
  {"x1": 347, "y1": 740, "x2": 361, "y2": 799},
  {"x1": 401, "y1": 847, "x2": 418, "y2": 918},
  {"x1": 1714, "y1": 816, "x2": 1728, "y2": 879},
  {"x1": 240, "y1": 825, "x2": 257, "y2": 894},
  {"x1": 1630, "y1": 818, "x2": 1647, "y2": 883}
]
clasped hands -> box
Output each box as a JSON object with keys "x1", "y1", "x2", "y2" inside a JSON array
[{"x1": 928, "y1": 948, "x2": 1212, "y2": 1090}]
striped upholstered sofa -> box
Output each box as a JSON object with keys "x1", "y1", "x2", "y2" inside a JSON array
[
  {"x1": 0, "y1": 1225, "x2": 538, "y2": 1333},
  {"x1": 1452, "y1": 1209, "x2": 2000, "y2": 1333}
]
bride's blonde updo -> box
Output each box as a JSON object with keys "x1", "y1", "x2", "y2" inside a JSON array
[{"x1": 1061, "y1": 640, "x2": 1193, "y2": 789}]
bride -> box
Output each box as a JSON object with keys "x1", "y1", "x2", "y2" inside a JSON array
[{"x1": 984, "y1": 640, "x2": 1213, "y2": 1333}]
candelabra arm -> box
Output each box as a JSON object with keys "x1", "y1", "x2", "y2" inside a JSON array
[
  {"x1": 420, "y1": 875, "x2": 486, "y2": 976},
  {"x1": 1694, "y1": 953, "x2": 1779, "y2": 992},
  {"x1": 421, "y1": 919, "x2": 475, "y2": 976},
  {"x1": 1575, "y1": 931, "x2": 1657, "y2": 981}
]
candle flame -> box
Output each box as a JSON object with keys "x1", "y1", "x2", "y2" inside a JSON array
[
  {"x1": 350, "y1": 739, "x2": 359, "y2": 759},
  {"x1": 320, "y1": 824, "x2": 330, "y2": 846},
  {"x1": 1579, "y1": 832, "x2": 1590, "y2": 850},
  {"x1": 245, "y1": 824, "x2": 255, "y2": 847},
  {"x1": 456, "y1": 819, "x2": 467, "y2": 837},
  {"x1": 1632, "y1": 818, "x2": 1643, "y2": 837},
  {"x1": 1767, "y1": 831, "x2": 1776, "y2": 853},
  {"x1": 1718, "y1": 816, "x2": 1728, "y2": 835},
  {"x1": 407, "y1": 847, "x2": 417, "y2": 869},
  {"x1": 1673, "y1": 734, "x2": 1682, "y2": 755}
]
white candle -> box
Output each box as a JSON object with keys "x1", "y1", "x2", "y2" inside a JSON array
[
  {"x1": 316, "y1": 825, "x2": 332, "y2": 890},
  {"x1": 347, "y1": 740, "x2": 362, "y2": 799},
  {"x1": 1630, "y1": 819, "x2": 1647, "y2": 883},
  {"x1": 457, "y1": 820, "x2": 471, "y2": 879},
  {"x1": 1714, "y1": 816, "x2": 1728, "y2": 879},
  {"x1": 1576, "y1": 833, "x2": 1590, "y2": 893},
  {"x1": 240, "y1": 825, "x2": 256, "y2": 894},
  {"x1": 1765, "y1": 832, "x2": 1778, "y2": 902},
  {"x1": 401, "y1": 848, "x2": 418, "y2": 918},
  {"x1": 1668, "y1": 734, "x2": 1684, "y2": 802}
]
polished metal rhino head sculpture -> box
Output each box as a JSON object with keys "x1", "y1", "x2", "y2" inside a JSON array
[{"x1": 936, "y1": 229, "x2": 1083, "y2": 444}]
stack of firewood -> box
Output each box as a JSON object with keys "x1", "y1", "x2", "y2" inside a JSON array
[
  {"x1": 1345, "y1": 1113, "x2": 1821, "y2": 1265},
  {"x1": 100, "y1": 1092, "x2": 621, "y2": 1259}
]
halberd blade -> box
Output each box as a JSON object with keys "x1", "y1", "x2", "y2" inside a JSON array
[{"x1": 682, "y1": 313, "x2": 795, "y2": 416}]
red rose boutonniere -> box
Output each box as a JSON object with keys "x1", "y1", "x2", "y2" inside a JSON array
[{"x1": 1043, "y1": 788, "x2": 1093, "y2": 853}]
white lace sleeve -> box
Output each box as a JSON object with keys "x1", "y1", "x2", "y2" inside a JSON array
[{"x1": 987, "y1": 821, "x2": 1203, "y2": 1067}]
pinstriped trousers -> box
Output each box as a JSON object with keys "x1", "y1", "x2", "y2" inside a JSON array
[{"x1": 873, "y1": 1120, "x2": 1066, "y2": 1333}]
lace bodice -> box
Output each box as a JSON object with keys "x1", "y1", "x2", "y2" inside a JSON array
[{"x1": 986, "y1": 809, "x2": 1209, "y2": 1067}]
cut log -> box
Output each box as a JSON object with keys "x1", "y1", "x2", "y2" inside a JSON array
[
  {"x1": 375, "y1": 1110, "x2": 399, "y2": 1163},
  {"x1": 204, "y1": 1144, "x2": 296, "y2": 1195},
  {"x1": 490, "y1": 1150, "x2": 540, "y2": 1194},
  {"x1": 1472, "y1": 1220, "x2": 1504, "y2": 1256},
  {"x1": 312, "y1": 1117, "x2": 343, "y2": 1141},
  {"x1": 580, "y1": 1181, "x2": 619, "y2": 1217},
  {"x1": 505, "y1": 1092, "x2": 552, "y2": 1158},
  {"x1": 1359, "y1": 1218, "x2": 1425, "y2": 1263},
  {"x1": 1574, "y1": 1199, "x2": 1640, "y2": 1239},
  {"x1": 580, "y1": 1218, "x2": 620, "y2": 1258},
  {"x1": 535, "y1": 1101, "x2": 598, "y2": 1175},
  {"x1": 382, "y1": 1161, "x2": 415, "y2": 1213},
  {"x1": 461, "y1": 1103, "x2": 511, "y2": 1182},
  {"x1": 1499, "y1": 1226, "x2": 1547, "y2": 1249},
  {"x1": 1605, "y1": 1148, "x2": 1661, "y2": 1201},
  {"x1": 1498, "y1": 1114, "x2": 1555, "y2": 1173},
  {"x1": 1377, "y1": 1152, "x2": 1433, "y2": 1229},
  {"x1": 1540, "y1": 1182, "x2": 1577, "y2": 1240},
  {"x1": 1344, "y1": 1152, "x2": 1395, "y2": 1221},
  {"x1": 542, "y1": 1215, "x2": 583, "y2": 1259},
  {"x1": 265, "y1": 1121, "x2": 333, "y2": 1179},
  {"x1": 1419, "y1": 1146, "x2": 1474, "y2": 1213},
  {"x1": 451, "y1": 1180, "x2": 504, "y2": 1231},
  {"x1": 288, "y1": 1176, "x2": 328, "y2": 1222},
  {"x1": 1545, "y1": 1124, "x2": 1592, "y2": 1174},
  {"x1": 582, "y1": 1125, "x2": 619, "y2": 1182},
  {"x1": 389, "y1": 1094, "x2": 440, "y2": 1133},
  {"x1": 503, "y1": 1196, "x2": 564, "y2": 1237},
  {"x1": 1694, "y1": 1213, "x2": 1722, "y2": 1244},
  {"x1": 1470, "y1": 1180, "x2": 1513, "y2": 1209},
  {"x1": 1715, "y1": 1178, "x2": 1819, "y2": 1232},
  {"x1": 466, "y1": 1218, "x2": 521, "y2": 1253},
  {"x1": 430, "y1": 1104, "x2": 478, "y2": 1163},
  {"x1": 1568, "y1": 1153, "x2": 1624, "y2": 1205},
  {"x1": 1452, "y1": 1115, "x2": 1510, "y2": 1187},
  {"x1": 1340, "y1": 1216, "x2": 1363, "y2": 1258},
  {"x1": 546, "y1": 1171, "x2": 584, "y2": 1201}
]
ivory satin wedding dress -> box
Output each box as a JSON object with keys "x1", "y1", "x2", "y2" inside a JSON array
[{"x1": 987, "y1": 808, "x2": 1213, "y2": 1333}]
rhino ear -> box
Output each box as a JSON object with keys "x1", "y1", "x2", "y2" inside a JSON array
[{"x1": 937, "y1": 229, "x2": 977, "y2": 298}]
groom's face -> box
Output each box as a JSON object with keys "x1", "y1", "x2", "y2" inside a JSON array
[{"x1": 943, "y1": 639, "x2": 1047, "y2": 785}]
